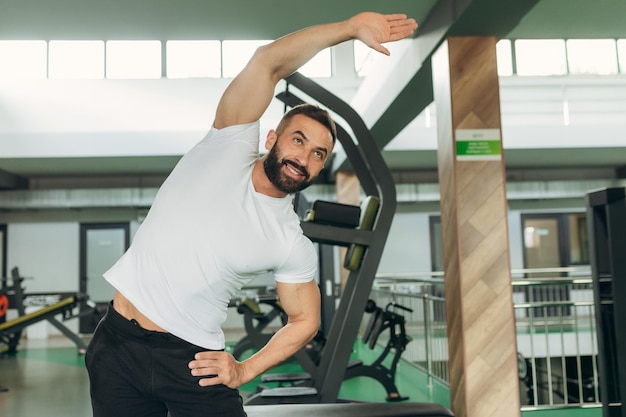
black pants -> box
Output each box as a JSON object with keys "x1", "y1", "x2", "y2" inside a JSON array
[{"x1": 85, "y1": 302, "x2": 247, "y2": 417}]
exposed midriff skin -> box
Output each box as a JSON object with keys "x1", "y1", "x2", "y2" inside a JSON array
[{"x1": 113, "y1": 291, "x2": 168, "y2": 333}]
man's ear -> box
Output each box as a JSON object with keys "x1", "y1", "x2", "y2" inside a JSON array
[{"x1": 265, "y1": 129, "x2": 278, "y2": 151}]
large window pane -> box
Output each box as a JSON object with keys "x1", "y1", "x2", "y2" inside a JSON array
[
  {"x1": 496, "y1": 39, "x2": 513, "y2": 76},
  {"x1": 567, "y1": 39, "x2": 618, "y2": 75},
  {"x1": 166, "y1": 40, "x2": 221, "y2": 78},
  {"x1": 515, "y1": 39, "x2": 567, "y2": 76},
  {"x1": 49, "y1": 40, "x2": 104, "y2": 79},
  {"x1": 106, "y1": 40, "x2": 161, "y2": 79},
  {"x1": 0, "y1": 40, "x2": 47, "y2": 79},
  {"x1": 222, "y1": 40, "x2": 269, "y2": 78}
]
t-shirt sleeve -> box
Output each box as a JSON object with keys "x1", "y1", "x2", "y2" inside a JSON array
[{"x1": 273, "y1": 234, "x2": 317, "y2": 284}]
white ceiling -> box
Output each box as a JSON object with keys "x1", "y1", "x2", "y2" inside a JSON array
[{"x1": 1, "y1": 0, "x2": 626, "y2": 189}]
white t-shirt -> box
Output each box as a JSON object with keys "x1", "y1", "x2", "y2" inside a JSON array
[{"x1": 104, "y1": 122, "x2": 317, "y2": 349}]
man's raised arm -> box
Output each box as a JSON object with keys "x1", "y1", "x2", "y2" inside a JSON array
[{"x1": 213, "y1": 12, "x2": 417, "y2": 130}]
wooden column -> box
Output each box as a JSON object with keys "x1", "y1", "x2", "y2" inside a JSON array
[{"x1": 432, "y1": 37, "x2": 520, "y2": 417}]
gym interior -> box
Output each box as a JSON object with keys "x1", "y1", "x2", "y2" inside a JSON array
[{"x1": 1, "y1": 1, "x2": 626, "y2": 417}]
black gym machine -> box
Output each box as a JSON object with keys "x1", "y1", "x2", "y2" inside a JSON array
[
  {"x1": 0, "y1": 267, "x2": 103, "y2": 393},
  {"x1": 232, "y1": 284, "x2": 414, "y2": 402},
  {"x1": 0, "y1": 267, "x2": 101, "y2": 357},
  {"x1": 238, "y1": 72, "x2": 454, "y2": 417}
]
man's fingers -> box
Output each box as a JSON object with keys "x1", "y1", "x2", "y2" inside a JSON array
[
  {"x1": 388, "y1": 28, "x2": 417, "y2": 42},
  {"x1": 372, "y1": 44, "x2": 391, "y2": 56},
  {"x1": 385, "y1": 13, "x2": 410, "y2": 22},
  {"x1": 387, "y1": 14, "x2": 418, "y2": 41},
  {"x1": 199, "y1": 375, "x2": 222, "y2": 386}
]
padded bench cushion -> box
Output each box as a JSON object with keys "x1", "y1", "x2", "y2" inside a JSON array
[
  {"x1": 245, "y1": 402, "x2": 454, "y2": 417},
  {"x1": 344, "y1": 195, "x2": 380, "y2": 271},
  {"x1": 0, "y1": 296, "x2": 77, "y2": 333}
]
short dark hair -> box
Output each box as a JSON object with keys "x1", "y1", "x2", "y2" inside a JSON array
[{"x1": 276, "y1": 104, "x2": 337, "y2": 143}]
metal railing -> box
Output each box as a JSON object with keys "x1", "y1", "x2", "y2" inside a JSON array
[
  {"x1": 370, "y1": 267, "x2": 601, "y2": 410},
  {"x1": 370, "y1": 272, "x2": 448, "y2": 386}
]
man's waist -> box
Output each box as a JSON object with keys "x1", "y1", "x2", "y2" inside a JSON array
[{"x1": 112, "y1": 291, "x2": 169, "y2": 333}]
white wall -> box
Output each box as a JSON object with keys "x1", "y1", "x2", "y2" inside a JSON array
[
  {"x1": 0, "y1": 198, "x2": 590, "y2": 337},
  {"x1": 6, "y1": 222, "x2": 80, "y2": 337},
  {"x1": 7, "y1": 222, "x2": 79, "y2": 293},
  {"x1": 2, "y1": 76, "x2": 625, "y2": 163},
  {"x1": 379, "y1": 207, "x2": 434, "y2": 274},
  {"x1": 0, "y1": 205, "x2": 561, "y2": 292}
]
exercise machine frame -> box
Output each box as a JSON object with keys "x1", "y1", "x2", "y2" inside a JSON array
[{"x1": 250, "y1": 71, "x2": 397, "y2": 404}]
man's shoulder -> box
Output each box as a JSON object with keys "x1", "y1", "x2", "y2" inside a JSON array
[
  {"x1": 187, "y1": 120, "x2": 261, "y2": 157},
  {"x1": 206, "y1": 120, "x2": 260, "y2": 139}
]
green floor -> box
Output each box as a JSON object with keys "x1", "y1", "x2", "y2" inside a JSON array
[
  {"x1": 233, "y1": 339, "x2": 451, "y2": 405},
  {"x1": 0, "y1": 338, "x2": 602, "y2": 417}
]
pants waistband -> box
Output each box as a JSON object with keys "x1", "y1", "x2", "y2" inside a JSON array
[{"x1": 102, "y1": 301, "x2": 207, "y2": 350}]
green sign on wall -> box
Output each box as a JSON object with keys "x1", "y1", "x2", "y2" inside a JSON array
[{"x1": 455, "y1": 129, "x2": 502, "y2": 161}]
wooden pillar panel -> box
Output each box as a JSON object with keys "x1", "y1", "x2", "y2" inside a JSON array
[{"x1": 432, "y1": 37, "x2": 520, "y2": 417}]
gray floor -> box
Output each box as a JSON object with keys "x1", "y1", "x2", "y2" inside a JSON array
[
  {"x1": 1, "y1": 330, "x2": 254, "y2": 417},
  {"x1": 0, "y1": 337, "x2": 92, "y2": 417}
]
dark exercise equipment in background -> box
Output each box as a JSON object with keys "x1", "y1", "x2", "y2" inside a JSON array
[
  {"x1": 0, "y1": 267, "x2": 102, "y2": 357},
  {"x1": 237, "y1": 296, "x2": 413, "y2": 402},
  {"x1": 230, "y1": 289, "x2": 287, "y2": 361},
  {"x1": 586, "y1": 187, "x2": 626, "y2": 417},
  {"x1": 0, "y1": 267, "x2": 102, "y2": 393}
]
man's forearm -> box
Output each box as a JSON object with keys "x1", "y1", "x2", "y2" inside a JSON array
[
  {"x1": 238, "y1": 318, "x2": 319, "y2": 385},
  {"x1": 255, "y1": 19, "x2": 354, "y2": 84}
]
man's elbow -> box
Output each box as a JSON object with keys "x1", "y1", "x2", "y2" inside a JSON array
[
  {"x1": 304, "y1": 317, "x2": 321, "y2": 342},
  {"x1": 290, "y1": 314, "x2": 320, "y2": 343}
]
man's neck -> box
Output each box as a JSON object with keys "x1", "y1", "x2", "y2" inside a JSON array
[{"x1": 251, "y1": 159, "x2": 287, "y2": 198}]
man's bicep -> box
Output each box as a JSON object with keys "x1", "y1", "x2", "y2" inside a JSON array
[
  {"x1": 213, "y1": 60, "x2": 278, "y2": 129},
  {"x1": 275, "y1": 279, "x2": 321, "y2": 322}
]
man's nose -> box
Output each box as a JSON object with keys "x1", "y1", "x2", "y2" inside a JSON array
[{"x1": 293, "y1": 149, "x2": 308, "y2": 166}]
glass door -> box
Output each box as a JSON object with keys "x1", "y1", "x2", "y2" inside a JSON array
[{"x1": 79, "y1": 223, "x2": 129, "y2": 333}]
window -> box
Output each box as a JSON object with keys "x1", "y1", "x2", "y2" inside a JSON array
[
  {"x1": 222, "y1": 40, "x2": 331, "y2": 78},
  {"x1": 48, "y1": 40, "x2": 105, "y2": 79},
  {"x1": 0, "y1": 40, "x2": 47, "y2": 79},
  {"x1": 515, "y1": 39, "x2": 567, "y2": 76},
  {"x1": 522, "y1": 212, "x2": 589, "y2": 268},
  {"x1": 567, "y1": 39, "x2": 618, "y2": 75},
  {"x1": 166, "y1": 40, "x2": 221, "y2": 79},
  {"x1": 222, "y1": 40, "x2": 270, "y2": 78},
  {"x1": 496, "y1": 39, "x2": 513, "y2": 76},
  {"x1": 106, "y1": 40, "x2": 162, "y2": 79}
]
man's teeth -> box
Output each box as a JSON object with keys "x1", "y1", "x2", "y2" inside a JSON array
[{"x1": 286, "y1": 164, "x2": 302, "y2": 176}]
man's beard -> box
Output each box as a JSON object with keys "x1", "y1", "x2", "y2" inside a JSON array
[{"x1": 263, "y1": 146, "x2": 314, "y2": 194}]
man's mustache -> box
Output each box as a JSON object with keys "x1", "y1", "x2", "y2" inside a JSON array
[{"x1": 282, "y1": 159, "x2": 310, "y2": 180}]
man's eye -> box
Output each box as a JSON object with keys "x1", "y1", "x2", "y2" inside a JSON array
[{"x1": 293, "y1": 137, "x2": 303, "y2": 144}]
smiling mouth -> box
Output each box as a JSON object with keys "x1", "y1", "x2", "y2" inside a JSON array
[{"x1": 283, "y1": 160, "x2": 309, "y2": 179}]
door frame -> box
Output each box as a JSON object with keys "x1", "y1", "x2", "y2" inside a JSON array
[
  {"x1": 520, "y1": 213, "x2": 570, "y2": 272},
  {"x1": 79, "y1": 222, "x2": 130, "y2": 332}
]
